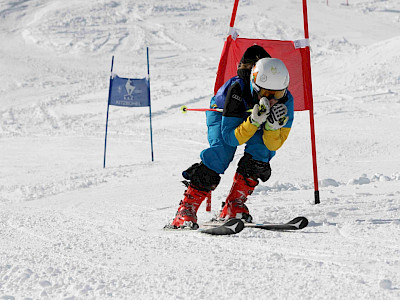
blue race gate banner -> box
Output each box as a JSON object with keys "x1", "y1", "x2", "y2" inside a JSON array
[
  {"x1": 109, "y1": 76, "x2": 150, "y2": 107},
  {"x1": 103, "y1": 48, "x2": 154, "y2": 168}
]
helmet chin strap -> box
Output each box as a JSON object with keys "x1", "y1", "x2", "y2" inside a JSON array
[
  {"x1": 277, "y1": 90, "x2": 289, "y2": 104},
  {"x1": 250, "y1": 89, "x2": 259, "y2": 104}
]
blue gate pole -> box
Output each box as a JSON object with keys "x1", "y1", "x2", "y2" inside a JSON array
[
  {"x1": 147, "y1": 47, "x2": 154, "y2": 162},
  {"x1": 103, "y1": 56, "x2": 114, "y2": 168}
]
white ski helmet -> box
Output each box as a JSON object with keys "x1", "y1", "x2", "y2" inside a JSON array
[{"x1": 251, "y1": 58, "x2": 290, "y2": 93}]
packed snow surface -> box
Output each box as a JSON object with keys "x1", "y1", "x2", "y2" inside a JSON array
[{"x1": 1, "y1": 0, "x2": 400, "y2": 299}]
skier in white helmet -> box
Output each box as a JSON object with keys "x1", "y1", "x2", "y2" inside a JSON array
[
  {"x1": 250, "y1": 58, "x2": 291, "y2": 130},
  {"x1": 167, "y1": 49, "x2": 294, "y2": 229}
]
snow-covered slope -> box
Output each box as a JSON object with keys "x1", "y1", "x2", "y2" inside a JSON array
[{"x1": 0, "y1": 0, "x2": 399, "y2": 299}]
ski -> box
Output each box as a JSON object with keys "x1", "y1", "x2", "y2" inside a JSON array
[
  {"x1": 200, "y1": 216, "x2": 308, "y2": 235},
  {"x1": 244, "y1": 216, "x2": 308, "y2": 231},
  {"x1": 199, "y1": 218, "x2": 245, "y2": 235}
]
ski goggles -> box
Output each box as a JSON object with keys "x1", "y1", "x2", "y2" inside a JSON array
[{"x1": 258, "y1": 88, "x2": 287, "y2": 100}]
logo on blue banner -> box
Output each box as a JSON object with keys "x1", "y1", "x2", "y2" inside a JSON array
[{"x1": 109, "y1": 76, "x2": 150, "y2": 107}]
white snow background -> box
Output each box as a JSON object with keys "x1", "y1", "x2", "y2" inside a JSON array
[{"x1": 1, "y1": 0, "x2": 400, "y2": 299}]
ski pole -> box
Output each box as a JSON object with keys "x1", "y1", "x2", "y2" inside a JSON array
[
  {"x1": 181, "y1": 105, "x2": 252, "y2": 113},
  {"x1": 181, "y1": 105, "x2": 222, "y2": 113}
]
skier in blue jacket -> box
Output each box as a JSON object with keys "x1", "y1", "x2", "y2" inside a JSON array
[{"x1": 168, "y1": 45, "x2": 294, "y2": 229}]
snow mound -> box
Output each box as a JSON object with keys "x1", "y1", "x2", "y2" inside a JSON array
[{"x1": 314, "y1": 35, "x2": 400, "y2": 94}]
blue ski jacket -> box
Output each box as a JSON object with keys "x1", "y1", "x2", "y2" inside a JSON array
[{"x1": 200, "y1": 70, "x2": 294, "y2": 174}]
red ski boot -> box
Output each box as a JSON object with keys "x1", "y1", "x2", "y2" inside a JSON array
[
  {"x1": 219, "y1": 172, "x2": 258, "y2": 222},
  {"x1": 169, "y1": 185, "x2": 210, "y2": 230}
]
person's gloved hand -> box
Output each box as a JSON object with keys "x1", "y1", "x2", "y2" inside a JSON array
[
  {"x1": 250, "y1": 97, "x2": 270, "y2": 127},
  {"x1": 264, "y1": 103, "x2": 288, "y2": 131}
]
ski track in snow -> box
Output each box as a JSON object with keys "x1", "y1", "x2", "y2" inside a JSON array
[{"x1": 1, "y1": 0, "x2": 400, "y2": 299}]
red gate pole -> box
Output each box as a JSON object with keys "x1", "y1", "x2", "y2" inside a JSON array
[
  {"x1": 214, "y1": 0, "x2": 240, "y2": 94},
  {"x1": 302, "y1": 0, "x2": 320, "y2": 204},
  {"x1": 229, "y1": 0, "x2": 240, "y2": 27}
]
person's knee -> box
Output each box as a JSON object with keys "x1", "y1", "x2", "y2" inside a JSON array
[
  {"x1": 237, "y1": 153, "x2": 271, "y2": 182},
  {"x1": 182, "y1": 162, "x2": 221, "y2": 191}
]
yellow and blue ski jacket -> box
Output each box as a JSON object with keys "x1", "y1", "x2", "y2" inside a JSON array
[{"x1": 200, "y1": 69, "x2": 294, "y2": 174}]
